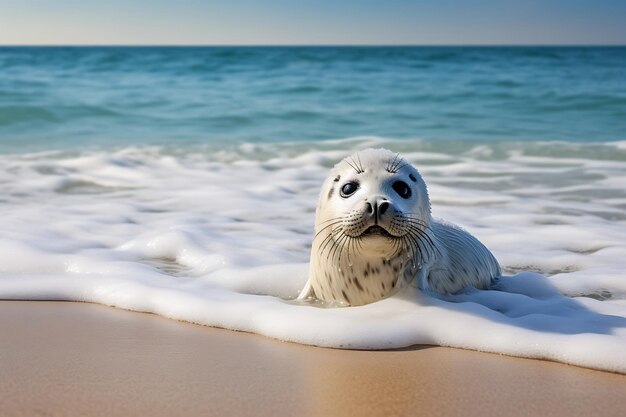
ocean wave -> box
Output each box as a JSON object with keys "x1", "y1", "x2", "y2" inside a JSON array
[
  {"x1": 0, "y1": 139, "x2": 625, "y2": 372},
  {"x1": 0, "y1": 104, "x2": 126, "y2": 128},
  {"x1": 0, "y1": 105, "x2": 60, "y2": 125},
  {"x1": 1, "y1": 47, "x2": 625, "y2": 145}
]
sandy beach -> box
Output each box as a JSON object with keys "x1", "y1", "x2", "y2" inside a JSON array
[{"x1": 1, "y1": 301, "x2": 624, "y2": 417}]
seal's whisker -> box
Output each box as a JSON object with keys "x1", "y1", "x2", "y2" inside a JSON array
[
  {"x1": 386, "y1": 153, "x2": 400, "y2": 173},
  {"x1": 403, "y1": 229, "x2": 427, "y2": 262},
  {"x1": 338, "y1": 234, "x2": 352, "y2": 267},
  {"x1": 318, "y1": 236, "x2": 334, "y2": 259},
  {"x1": 387, "y1": 154, "x2": 395, "y2": 172},
  {"x1": 347, "y1": 155, "x2": 364, "y2": 174},
  {"x1": 315, "y1": 219, "x2": 342, "y2": 232},
  {"x1": 351, "y1": 236, "x2": 360, "y2": 265},
  {"x1": 403, "y1": 215, "x2": 432, "y2": 227},
  {"x1": 317, "y1": 216, "x2": 344, "y2": 226},
  {"x1": 355, "y1": 235, "x2": 364, "y2": 252},
  {"x1": 403, "y1": 219, "x2": 425, "y2": 231},
  {"x1": 319, "y1": 228, "x2": 340, "y2": 256},
  {"x1": 403, "y1": 221, "x2": 432, "y2": 233},
  {"x1": 329, "y1": 234, "x2": 344, "y2": 264},
  {"x1": 343, "y1": 158, "x2": 360, "y2": 174},
  {"x1": 404, "y1": 224, "x2": 432, "y2": 248},
  {"x1": 395, "y1": 161, "x2": 410, "y2": 172},
  {"x1": 333, "y1": 232, "x2": 346, "y2": 265},
  {"x1": 405, "y1": 222, "x2": 433, "y2": 241},
  {"x1": 332, "y1": 232, "x2": 350, "y2": 265},
  {"x1": 390, "y1": 237, "x2": 405, "y2": 259},
  {"x1": 355, "y1": 153, "x2": 364, "y2": 174},
  {"x1": 392, "y1": 154, "x2": 403, "y2": 173},
  {"x1": 313, "y1": 221, "x2": 343, "y2": 240},
  {"x1": 327, "y1": 230, "x2": 344, "y2": 261},
  {"x1": 348, "y1": 238, "x2": 357, "y2": 267},
  {"x1": 400, "y1": 234, "x2": 416, "y2": 261},
  {"x1": 404, "y1": 226, "x2": 436, "y2": 261},
  {"x1": 405, "y1": 223, "x2": 436, "y2": 248},
  {"x1": 342, "y1": 234, "x2": 353, "y2": 262}
]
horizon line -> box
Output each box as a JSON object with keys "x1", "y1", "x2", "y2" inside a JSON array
[{"x1": 0, "y1": 43, "x2": 625, "y2": 48}]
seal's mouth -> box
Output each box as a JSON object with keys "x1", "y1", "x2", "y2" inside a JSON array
[{"x1": 361, "y1": 225, "x2": 394, "y2": 238}]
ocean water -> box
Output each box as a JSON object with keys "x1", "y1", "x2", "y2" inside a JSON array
[
  {"x1": 1, "y1": 46, "x2": 625, "y2": 152},
  {"x1": 1, "y1": 47, "x2": 626, "y2": 373}
]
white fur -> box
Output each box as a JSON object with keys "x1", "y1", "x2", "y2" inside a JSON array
[{"x1": 299, "y1": 148, "x2": 501, "y2": 306}]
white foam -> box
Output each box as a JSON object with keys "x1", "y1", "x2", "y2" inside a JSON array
[{"x1": 1, "y1": 139, "x2": 625, "y2": 373}]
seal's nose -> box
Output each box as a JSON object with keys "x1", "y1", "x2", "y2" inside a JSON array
[{"x1": 365, "y1": 197, "x2": 391, "y2": 223}]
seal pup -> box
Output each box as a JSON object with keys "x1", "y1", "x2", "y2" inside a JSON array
[{"x1": 299, "y1": 148, "x2": 501, "y2": 306}]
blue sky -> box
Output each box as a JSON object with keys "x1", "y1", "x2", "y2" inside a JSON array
[{"x1": 1, "y1": 0, "x2": 625, "y2": 45}]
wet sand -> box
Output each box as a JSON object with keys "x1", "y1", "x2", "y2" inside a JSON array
[{"x1": 0, "y1": 301, "x2": 624, "y2": 417}]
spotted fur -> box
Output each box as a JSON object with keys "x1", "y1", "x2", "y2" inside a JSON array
[{"x1": 299, "y1": 148, "x2": 501, "y2": 306}]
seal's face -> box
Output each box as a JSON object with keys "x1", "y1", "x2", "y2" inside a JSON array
[{"x1": 316, "y1": 148, "x2": 432, "y2": 261}]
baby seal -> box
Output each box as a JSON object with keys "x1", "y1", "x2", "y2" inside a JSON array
[{"x1": 299, "y1": 148, "x2": 501, "y2": 306}]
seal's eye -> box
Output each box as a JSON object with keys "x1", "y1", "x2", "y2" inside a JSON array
[
  {"x1": 392, "y1": 181, "x2": 412, "y2": 199},
  {"x1": 340, "y1": 182, "x2": 358, "y2": 198}
]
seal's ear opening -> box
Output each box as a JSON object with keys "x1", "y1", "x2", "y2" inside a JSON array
[{"x1": 326, "y1": 175, "x2": 341, "y2": 200}]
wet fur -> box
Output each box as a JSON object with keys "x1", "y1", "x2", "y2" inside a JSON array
[{"x1": 299, "y1": 148, "x2": 501, "y2": 306}]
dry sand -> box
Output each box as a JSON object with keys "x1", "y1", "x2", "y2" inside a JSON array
[{"x1": 0, "y1": 301, "x2": 624, "y2": 417}]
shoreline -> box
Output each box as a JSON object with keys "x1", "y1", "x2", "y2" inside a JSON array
[{"x1": 1, "y1": 301, "x2": 624, "y2": 417}]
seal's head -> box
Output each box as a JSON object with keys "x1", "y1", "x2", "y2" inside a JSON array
[{"x1": 304, "y1": 148, "x2": 435, "y2": 306}]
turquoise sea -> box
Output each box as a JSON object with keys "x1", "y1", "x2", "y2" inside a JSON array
[{"x1": 1, "y1": 46, "x2": 625, "y2": 152}]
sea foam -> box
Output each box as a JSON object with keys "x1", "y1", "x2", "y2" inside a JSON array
[{"x1": 1, "y1": 138, "x2": 625, "y2": 373}]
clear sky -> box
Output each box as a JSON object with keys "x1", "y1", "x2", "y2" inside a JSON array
[{"x1": 1, "y1": 0, "x2": 625, "y2": 45}]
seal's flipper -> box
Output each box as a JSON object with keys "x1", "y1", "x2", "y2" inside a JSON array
[{"x1": 297, "y1": 280, "x2": 315, "y2": 300}]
